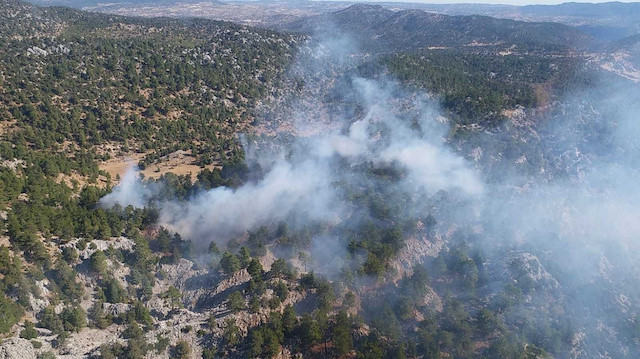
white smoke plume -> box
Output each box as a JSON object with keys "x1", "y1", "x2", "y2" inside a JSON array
[
  {"x1": 454, "y1": 77, "x2": 640, "y2": 357},
  {"x1": 99, "y1": 167, "x2": 151, "y2": 208},
  {"x1": 158, "y1": 76, "x2": 483, "y2": 246},
  {"x1": 95, "y1": 27, "x2": 640, "y2": 357},
  {"x1": 159, "y1": 159, "x2": 337, "y2": 244}
]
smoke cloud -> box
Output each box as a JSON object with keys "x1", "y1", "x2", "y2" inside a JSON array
[
  {"x1": 99, "y1": 167, "x2": 151, "y2": 208},
  {"x1": 464, "y1": 77, "x2": 640, "y2": 357},
  {"x1": 98, "y1": 28, "x2": 640, "y2": 357},
  {"x1": 159, "y1": 159, "x2": 337, "y2": 244},
  {"x1": 157, "y1": 76, "x2": 483, "y2": 246}
]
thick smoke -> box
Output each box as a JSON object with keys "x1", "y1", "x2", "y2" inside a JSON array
[
  {"x1": 467, "y1": 77, "x2": 640, "y2": 357},
  {"x1": 99, "y1": 167, "x2": 151, "y2": 208},
  {"x1": 159, "y1": 159, "x2": 337, "y2": 244},
  {"x1": 479, "y1": 79, "x2": 640, "y2": 254},
  {"x1": 159, "y1": 76, "x2": 483, "y2": 246},
  {"x1": 329, "y1": 78, "x2": 484, "y2": 197},
  {"x1": 98, "y1": 27, "x2": 640, "y2": 357},
  {"x1": 101, "y1": 78, "x2": 482, "y2": 249}
]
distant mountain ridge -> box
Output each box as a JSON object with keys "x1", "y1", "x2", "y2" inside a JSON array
[
  {"x1": 520, "y1": 1, "x2": 640, "y2": 17},
  {"x1": 282, "y1": 3, "x2": 597, "y2": 53},
  {"x1": 611, "y1": 34, "x2": 640, "y2": 63},
  {"x1": 27, "y1": 0, "x2": 225, "y2": 7},
  {"x1": 393, "y1": 1, "x2": 640, "y2": 41}
]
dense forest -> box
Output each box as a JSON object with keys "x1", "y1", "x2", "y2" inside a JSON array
[
  {"x1": 0, "y1": 0, "x2": 297, "y2": 174},
  {"x1": 0, "y1": 0, "x2": 299, "y2": 356},
  {"x1": 365, "y1": 50, "x2": 593, "y2": 125}
]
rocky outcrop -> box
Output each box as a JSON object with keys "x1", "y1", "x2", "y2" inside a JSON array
[
  {"x1": 103, "y1": 303, "x2": 132, "y2": 317},
  {"x1": 73, "y1": 237, "x2": 135, "y2": 260},
  {"x1": 0, "y1": 338, "x2": 37, "y2": 359},
  {"x1": 509, "y1": 252, "x2": 559, "y2": 290},
  {"x1": 391, "y1": 221, "x2": 446, "y2": 281}
]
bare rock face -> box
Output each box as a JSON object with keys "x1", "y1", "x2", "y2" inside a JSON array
[
  {"x1": 274, "y1": 347, "x2": 298, "y2": 359},
  {"x1": 74, "y1": 237, "x2": 135, "y2": 260},
  {"x1": 156, "y1": 259, "x2": 216, "y2": 311},
  {"x1": 2, "y1": 235, "x2": 312, "y2": 359},
  {"x1": 0, "y1": 338, "x2": 37, "y2": 359},
  {"x1": 160, "y1": 259, "x2": 201, "y2": 288},
  {"x1": 510, "y1": 252, "x2": 559, "y2": 290},
  {"x1": 391, "y1": 221, "x2": 446, "y2": 281},
  {"x1": 103, "y1": 302, "x2": 132, "y2": 317},
  {"x1": 28, "y1": 279, "x2": 51, "y2": 313},
  {"x1": 392, "y1": 234, "x2": 443, "y2": 277},
  {"x1": 57, "y1": 328, "x2": 123, "y2": 359}
]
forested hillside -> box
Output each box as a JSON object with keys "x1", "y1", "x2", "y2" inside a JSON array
[
  {"x1": 282, "y1": 4, "x2": 596, "y2": 53},
  {"x1": 1, "y1": 1, "x2": 639, "y2": 359},
  {"x1": 0, "y1": 0, "x2": 296, "y2": 175},
  {"x1": 0, "y1": 1, "x2": 298, "y2": 356},
  {"x1": 358, "y1": 50, "x2": 593, "y2": 125}
]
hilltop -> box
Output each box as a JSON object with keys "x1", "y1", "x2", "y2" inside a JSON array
[{"x1": 281, "y1": 4, "x2": 597, "y2": 52}]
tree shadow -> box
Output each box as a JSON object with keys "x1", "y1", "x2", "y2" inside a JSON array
[{"x1": 193, "y1": 281, "x2": 249, "y2": 313}]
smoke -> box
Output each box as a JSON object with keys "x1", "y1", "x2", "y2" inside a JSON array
[
  {"x1": 330, "y1": 78, "x2": 484, "y2": 197},
  {"x1": 157, "y1": 75, "x2": 483, "y2": 247},
  {"x1": 465, "y1": 77, "x2": 640, "y2": 357},
  {"x1": 99, "y1": 167, "x2": 151, "y2": 208},
  {"x1": 483, "y1": 79, "x2": 640, "y2": 253},
  {"x1": 98, "y1": 26, "x2": 640, "y2": 357},
  {"x1": 159, "y1": 159, "x2": 337, "y2": 244},
  {"x1": 100, "y1": 32, "x2": 485, "y2": 254}
]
